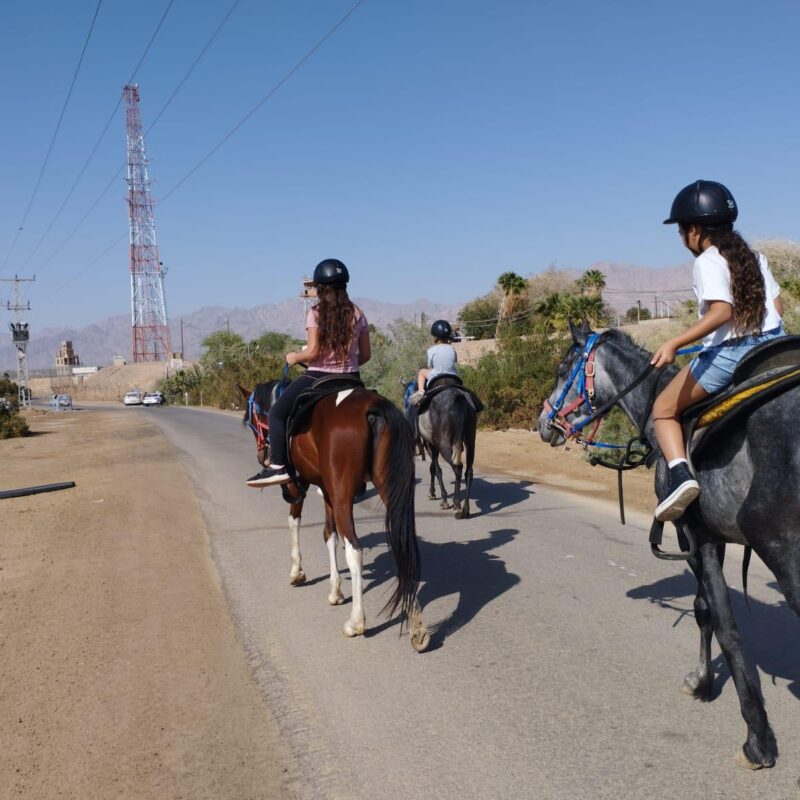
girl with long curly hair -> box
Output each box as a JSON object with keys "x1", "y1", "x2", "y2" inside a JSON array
[
  {"x1": 247, "y1": 258, "x2": 371, "y2": 487},
  {"x1": 651, "y1": 180, "x2": 784, "y2": 521}
]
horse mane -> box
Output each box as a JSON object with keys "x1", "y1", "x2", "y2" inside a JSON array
[
  {"x1": 602, "y1": 328, "x2": 653, "y2": 361},
  {"x1": 241, "y1": 379, "x2": 280, "y2": 428}
]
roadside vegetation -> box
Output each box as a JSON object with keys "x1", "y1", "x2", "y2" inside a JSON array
[
  {"x1": 157, "y1": 248, "x2": 800, "y2": 446},
  {"x1": 0, "y1": 376, "x2": 29, "y2": 438}
]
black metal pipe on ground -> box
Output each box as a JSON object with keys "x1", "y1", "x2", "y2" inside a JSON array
[{"x1": 0, "y1": 482, "x2": 76, "y2": 500}]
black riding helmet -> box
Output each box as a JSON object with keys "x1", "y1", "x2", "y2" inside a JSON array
[
  {"x1": 663, "y1": 180, "x2": 738, "y2": 227},
  {"x1": 313, "y1": 258, "x2": 349, "y2": 289},
  {"x1": 430, "y1": 319, "x2": 453, "y2": 341}
]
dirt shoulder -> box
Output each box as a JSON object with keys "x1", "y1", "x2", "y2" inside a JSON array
[{"x1": 0, "y1": 408, "x2": 290, "y2": 799}]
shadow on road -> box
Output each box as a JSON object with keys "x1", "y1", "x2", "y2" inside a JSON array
[
  {"x1": 626, "y1": 570, "x2": 800, "y2": 701},
  {"x1": 360, "y1": 527, "x2": 520, "y2": 651}
]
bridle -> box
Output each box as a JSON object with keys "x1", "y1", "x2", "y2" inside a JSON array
[
  {"x1": 543, "y1": 331, "x2": 701, "y2": 559},
  {"x1": 543, "y1": 332, "x2": 608, "y2": 446}
]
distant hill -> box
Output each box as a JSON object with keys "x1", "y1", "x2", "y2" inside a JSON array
[
  {"x1": 1, "y1": 261, "x2": 695, "y2": 371},
  {"x1": 1, "y1": 296, "x2": 464, "y2": 371},
  {"x1": 592, "y1": 260, "x2": 694, "y2": 317}
]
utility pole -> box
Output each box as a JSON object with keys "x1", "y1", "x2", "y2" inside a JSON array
[
  {"x1": 180, "y1": 318, "x2": 184, "y2": 358},
  {"x1": 636, "y1": 299, "x2": 641, "y2": 324},
  {"x1": 2, "y1": 274, "x2": 35, "y2": 408}
]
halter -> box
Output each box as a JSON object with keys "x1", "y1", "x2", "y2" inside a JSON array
[
  {"x1": 543, "y1": 333, "x2": 608, "y2": 447},
  {"x1": 245, "y1": 365, "x2": 291, "y2": 452}
]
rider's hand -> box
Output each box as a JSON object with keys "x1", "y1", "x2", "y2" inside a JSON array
[{"x1": 650, "y1": 341, "x2": 677, "y2": 368}]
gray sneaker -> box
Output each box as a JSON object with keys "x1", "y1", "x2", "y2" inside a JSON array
[{"x1": 655, "y1": 463, "x2": 700, "y2": 521}]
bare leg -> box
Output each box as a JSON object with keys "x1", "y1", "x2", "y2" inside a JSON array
[{"x1": 652, "y1": 365, "x2": 709, "y2": 462}]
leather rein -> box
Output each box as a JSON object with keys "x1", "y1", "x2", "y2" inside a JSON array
[{"x1": 544, "y1": 333, "x2": 697, "y2": 560}]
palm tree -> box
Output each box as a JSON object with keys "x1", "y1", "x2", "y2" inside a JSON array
[
  {"x1": 496, "y1": 271, "x2": 528, "y2": 337},
  {"x1": 576, "y1": 269, "x2": 606, "y2": 296},
  {"x1": 535, "y1": 292, "x2": 567, "y2": 332}
]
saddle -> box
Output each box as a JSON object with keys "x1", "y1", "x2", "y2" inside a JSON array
[
  {"x1": 416, "y1": 374, "x2": 484, "y2": 414},
  {"x1": 684, "y1": 335, "x2": 800, "y2": 463},
  {"x1": 277, "y1": 374, "x2": 365, "y2": 504},
  {"x1": 286, "y1": 374, "x2": 365, "y2": 441}
]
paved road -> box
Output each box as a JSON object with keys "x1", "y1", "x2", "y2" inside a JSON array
[{"x1": 139, "y1": 404, "x2": 800, "y2": 800}]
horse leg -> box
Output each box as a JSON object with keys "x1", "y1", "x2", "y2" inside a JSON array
[
  {"x1": 681, "y1": 541, "x2": 725, "y2": 700},
  {"x1": 331, "y1": 501, "x2": 364, "y2": 637},
  {"x1": 287, "y1": 501, "x2": 306, "y2": 585},
  {"x1": 697, "y1": 540, "x2": 774, "y2": 768},
  {"x1": 427, "y1": 448, "x2": 438, "y2": 499},
  {"x1": 451, "y1": 456, "x2": 464, "y2": 517},
  {"x1": 323, "y1": 502, "x2": 344, "y2": 605},
  {"x1": 428, "y1": 447, "x2": 450, "y2": 509}
]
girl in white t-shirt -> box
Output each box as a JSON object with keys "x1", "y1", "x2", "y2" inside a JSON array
[{"x1": 651, "y1": 180, "x2": 784, "y2": 521}]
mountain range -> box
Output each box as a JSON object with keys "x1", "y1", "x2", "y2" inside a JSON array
[{"x1": 2, "y1": 261, "x2": 693, "y2": 371}]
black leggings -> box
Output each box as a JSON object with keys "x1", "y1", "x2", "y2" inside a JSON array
[{"x1": 267, "y1": 371, "x2": 360, "y2": 465}]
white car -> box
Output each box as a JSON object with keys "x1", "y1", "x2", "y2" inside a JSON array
[
  {"x1": 123, "y1": 390, "x2": 144, "y2": 406},
  {"x1": 143, "y1": 392, "x2": 164, "y2": 406}
]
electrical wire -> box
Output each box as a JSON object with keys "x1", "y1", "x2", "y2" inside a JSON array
[
  {"x1": 0, "y1": 0, "x2": 104, "y2": 276},
  {"x1": 43, "y1": 0, "x2": 368, "y2": 300},
  {"x1": 20, "y1": 0, "x2": 178, "y2": 276}
]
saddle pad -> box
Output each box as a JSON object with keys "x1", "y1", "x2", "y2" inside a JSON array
[
  {"x1": 417, "y1": 381, "x2": 484, "y2": 415},
  {"x1": 286, "y1": 375, "x2": 365, "y2": 442}
]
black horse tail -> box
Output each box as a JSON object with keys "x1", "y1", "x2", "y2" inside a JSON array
[
  {"x1": 368, "y1": 397, "x2": 421, "y2": 623},
  {"x1": 450, "y1": 391, "x2": 469, "y2": 461}
]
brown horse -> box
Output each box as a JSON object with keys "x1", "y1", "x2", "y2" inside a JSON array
[{"x1": 240, "y1": 381, "x2": 430, "y2": 651}]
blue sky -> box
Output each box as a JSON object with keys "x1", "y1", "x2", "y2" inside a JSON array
[{"x1": 1, "y1": 0, "x2": 798, "y2": 329}]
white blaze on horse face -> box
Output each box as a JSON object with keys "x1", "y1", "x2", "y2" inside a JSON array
[
  {"x1": 343, "y1": 538, "x2": 365, "y2": 637},
  {"x1": 336, "y1": 389, "x2": 354, "y2": 406}
]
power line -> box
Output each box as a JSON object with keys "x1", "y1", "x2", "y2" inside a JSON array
[
  {"x1": 43, "y1": 0, "x2": 369, "y2": 299},
  {"x1": 0, "y1": 0, "x2": 104, "y2": 275},
  {"x1": 20, "y1": 0, "x2": 178, "y2": 276}
]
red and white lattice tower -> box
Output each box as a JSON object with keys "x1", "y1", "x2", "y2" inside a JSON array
[{"x1": 124, "y1": 84, "x2": 171, "y2": 362}]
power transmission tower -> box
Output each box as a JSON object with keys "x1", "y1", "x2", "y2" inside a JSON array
[
  {"x1": 124, "y1": 84, "x2": 172, "y2": 362},
  {"x1": 2, "y1": 275, "x2": 35, "y2": 407}
]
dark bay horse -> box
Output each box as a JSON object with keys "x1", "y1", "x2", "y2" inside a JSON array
[
  {"x1": 411, "y1": 376, "x2": 479, "y2": 519},
  {"x1": 241, "y1": 381, "x2": 430, "y2": 651},
  {"x1": 538, "y1": 321, "x2": 800, "y2": 769}
]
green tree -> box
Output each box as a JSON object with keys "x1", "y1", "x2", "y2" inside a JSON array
[
  {"x1": 622, "y1": 305, "x2": 652, "y2": 323},
  {"x1": 458, "y1": 294, "x2": 501, "y2": 340}
]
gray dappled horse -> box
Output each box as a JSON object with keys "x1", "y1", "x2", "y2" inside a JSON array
[
  {"x1": 538, "y1": 321, "x2": 800, "y2": 770},
  {"x1": 406, "y1": 376, "x2": 479, "y2": 519}
]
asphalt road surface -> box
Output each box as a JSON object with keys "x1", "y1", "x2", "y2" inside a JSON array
[{"x1": 140, "y1": 404, "x2": 800, "y2": 800}]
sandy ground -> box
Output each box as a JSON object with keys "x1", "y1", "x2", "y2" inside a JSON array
[
  {"x1": 0, "y1": 408, "x2": 291, "y2": 799},
  {"x1": 0, "y1": 406, "x2": 657, "y2": 799}
]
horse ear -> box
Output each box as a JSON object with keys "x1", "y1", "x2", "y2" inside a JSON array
[
  {"x1": 581, "y1": 319, "x2": 592, "y2": 336},
  {"x1": 237, "y1": 384, "x2": 252, "y2": 401},
  {"x1": 568, "y1": 319, "x2": 584, "y2": 345}
]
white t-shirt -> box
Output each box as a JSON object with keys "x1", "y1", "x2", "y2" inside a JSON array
[
  {"x1": 693, "y1": 246, "x2": 782, "y2": 348},
  {"x1": 427, "y1": 343, "x2": 458, "y2": 380}
]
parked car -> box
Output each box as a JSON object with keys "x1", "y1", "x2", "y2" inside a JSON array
[
  {"x1": 143, "y1": 391, "x2": 164, "y2": 406},
  {"x1": 49, "y1": 394, "x2": 72, "y2": 410},
  {"x1": 123, "y1": 390, "x2": 144, "y2": 406}
]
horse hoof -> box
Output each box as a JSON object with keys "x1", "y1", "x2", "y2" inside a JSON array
[
  {"x1": 454, "y1": 508, "x2": 470, "y2": 519},
  {"x1": 440, "y1": 502, "x2": 451, "y2": 510},
  {"x1": 343, "y1": 620, "x2": 365, "y2": 637},
  {"x1": 427, "y1": 494, "x2": 437, "y2": 501},
  {"x1": 681, "y1": 671, "x2": 712, "y2": 701},
  {"x1": 411, "y1": 626, "x2": 430, "y2": 652},
  {"x1": 735, "y1": 749, "x2": 773, "y2": 770},
  {"x1": 290, "y1": 571, "x2": 307, "y2": 586},
  {"x1": 328, "y1": 591, "x2": 345, "y2": 605}
]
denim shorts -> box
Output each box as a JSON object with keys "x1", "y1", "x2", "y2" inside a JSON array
[{"x1": 690, "y1": 326, "x2": 784, "y2": 393}]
